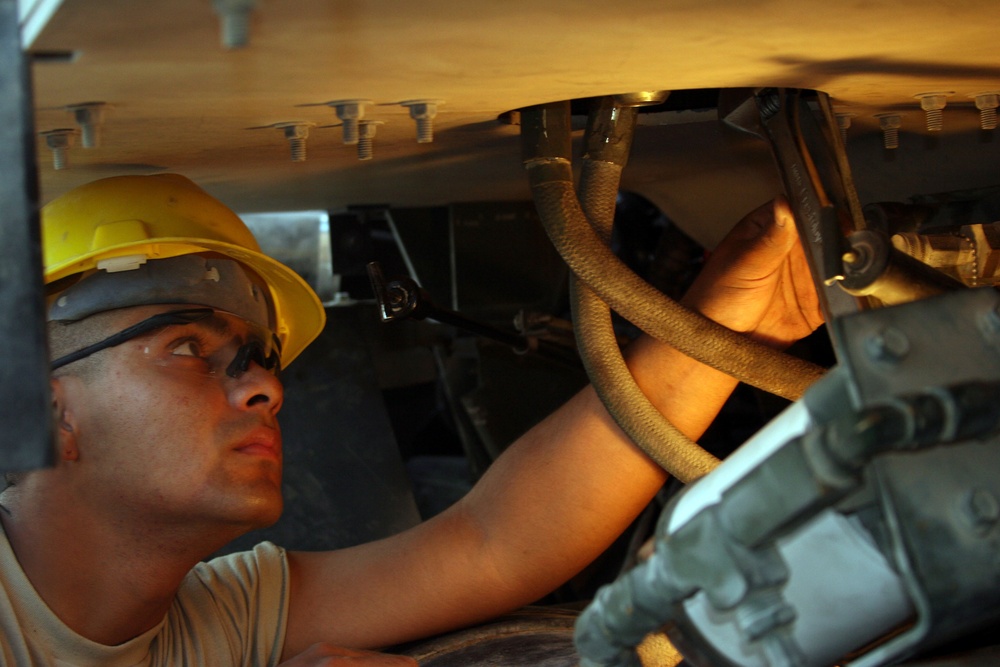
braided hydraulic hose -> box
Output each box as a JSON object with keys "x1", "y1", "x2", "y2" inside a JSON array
[
  {"x1": 521, "y1": 101, "x2": 825, "y2": 403},
  {"x1": 573, "y1": 98, "x2": 718, "y2": 482}
]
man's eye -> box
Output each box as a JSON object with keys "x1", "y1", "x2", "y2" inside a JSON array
[{"x1": 172, "y1": 340, "x2": 203, "y2": 358}]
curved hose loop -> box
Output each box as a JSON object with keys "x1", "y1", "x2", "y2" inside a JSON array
[
  {"x1": 573, "y1": 98, "x2": 718, "y2": 482},
  {"x1": 522, "y1": 101, "x2": 826, "y2": 404}
]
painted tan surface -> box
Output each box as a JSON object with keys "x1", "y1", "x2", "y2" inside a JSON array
[{"x1": 29, "y1": 0, "x2": 1000, "y2": 245}]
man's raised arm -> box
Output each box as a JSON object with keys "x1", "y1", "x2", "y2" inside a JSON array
[{"x1": 279, "y1": 198, "x2": 824, "y2": 658}]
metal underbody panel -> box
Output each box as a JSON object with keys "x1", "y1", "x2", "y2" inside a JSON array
[{"x1": 24, "y1": 0, "x2": 1000, "y2": 247}]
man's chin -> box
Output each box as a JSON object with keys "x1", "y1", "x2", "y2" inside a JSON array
[
  {"x1": 241, "y1": 489, "x2": 284, "y2": 528},
  {"x1": 213, "y1": 485, "x2": 284, "y2": 533},
  {"x1": 249, "y1": 503, "x2": 283, "y2": 530}
]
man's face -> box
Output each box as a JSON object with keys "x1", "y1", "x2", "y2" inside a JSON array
[{"x1": 56, "y1": 304, "x2": 286, "y2": 539}]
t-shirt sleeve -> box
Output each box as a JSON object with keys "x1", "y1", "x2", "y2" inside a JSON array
[{"x1": 152, "y1": 542, "x2": 290, "y2": 667}]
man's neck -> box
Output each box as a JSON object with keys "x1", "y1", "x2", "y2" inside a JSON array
[{"x1": 0, "y1": 479, "x2": 222, "y2": 646}]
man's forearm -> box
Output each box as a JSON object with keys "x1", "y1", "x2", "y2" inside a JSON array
[
  {"x1": 455, "y1": 329, "x2": 740, "y2": 611},
  {"x1": 281, "y1": 321, "x2": 747, "y2": 653},
  {"x1": 454, "y1": 199, "x2": 820, "y2": 612}
]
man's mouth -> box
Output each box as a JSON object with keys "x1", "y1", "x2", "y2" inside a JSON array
[{"x1": 234, "y1": 428, "x2": 281, "y2": 461}]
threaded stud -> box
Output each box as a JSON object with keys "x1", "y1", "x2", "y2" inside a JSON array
[
  {"x1": 251, "y1": 122, "x2": 313, "y2": 162},
  {"x1": 40, "y1": 129, "x2": 75, "y2": 170},
  {"x1": 400, "y1": 100, "x2": 443, "y2": 144},
  {"x1": 52, "y1": 146, "x2": 68, "y2": 170},
  {"x1": 875, "y1": 114, "x2": 902, "y2": 149},
  {"x1": 212, "y1": 0, "x2": 256, "y2": 49},
  {"x1": 220, "y1": 12, "x2": 250, "y2": 48},
  {"x1": 288, "y1": 137, "x2": 306, "y2": 162},
  {"x1": 356, "y1": 121, "x2": 383, "y2": 160},
  {"x1": 835, "y1": 112, "x2": 855, "y2": 144},
  {"x1": 415, "y1": 117, "x2": 434, "y2": 143},
  {"x1": 914, "y1": 92, "x2": 951, "y2": 132},
  {"x1": 325, "y1": 100, "x2": 372, "y2": 145},
  {"x1": 971, "y1": 92, "x2": 999, "y2": 131},
  {"x1": 66, "y1": 102, "x2": 108, "y2": 148},
  {"x1": 341, "y1": 118, "x2": 360, "y2": 145},
  {"x1": 358, "y1": 135, "x2": 374, "y2": 160}
]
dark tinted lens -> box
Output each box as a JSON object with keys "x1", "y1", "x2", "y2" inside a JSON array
[{"x1": 225, "y1": 340, "x2": 280, "y2": 378}]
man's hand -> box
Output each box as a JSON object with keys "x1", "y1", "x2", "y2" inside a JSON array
[
  {"x1": 279, "y1": 643, "x2": 418, "y2": 666},
  {"x1": 681, "y1": 197, "x2": 824, "y2": 348}
]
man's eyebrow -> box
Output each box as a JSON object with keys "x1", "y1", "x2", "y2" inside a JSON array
[{"x1": 194, "y1": 314, "x2": 235, "y2": 337}]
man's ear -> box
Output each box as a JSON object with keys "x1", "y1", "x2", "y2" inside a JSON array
[{"x1": 50, "y1": 378, "x2": 79, "y2": 462}]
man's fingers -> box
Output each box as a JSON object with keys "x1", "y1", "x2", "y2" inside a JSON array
[
  {"x1": 771, "y1": 195, "x2": 793, "y2": 226},
  {"x1": 681, "y1": 196, "x2": 821, "y2": 342},
  {"x1": 696, "y1": 198, "x2": 799, "y2": 293},
  {"x1": 747, "y1": 196, "x2": 797, "y2": 251}
]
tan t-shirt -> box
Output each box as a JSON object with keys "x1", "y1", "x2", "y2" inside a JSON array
[{"x1": 0, "y1": 524, "x2": 289, "y2": 666}]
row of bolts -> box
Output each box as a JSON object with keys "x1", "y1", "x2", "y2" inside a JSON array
[
  {"x1": 40, "y1": 2, "x2": 436, "y2": 168},
  {"x1": 251, "y1": 98, "x2": 444, "y2": 162},
  {"x1": 39, "y1": 98, "x2": 443, "y2": 170},
  {"x1": 838, "y1": 91, "x2": 1000, "y2": 149},
  {"x1": 38, "y1": 92, "x2": 1000, "y2": 170}
]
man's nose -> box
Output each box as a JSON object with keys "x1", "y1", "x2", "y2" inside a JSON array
[{"x1": 230, "y1": 360, "x2": 284, "y2": 415}]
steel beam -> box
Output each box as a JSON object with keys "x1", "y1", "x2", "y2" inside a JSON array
[{"x1": 0, "y1": 0, "x2": 53, "y2": 473}]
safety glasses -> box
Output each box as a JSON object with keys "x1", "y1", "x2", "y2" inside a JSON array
[{"x1": 50, "y1": 308, "x2": 282, "y2": 379}]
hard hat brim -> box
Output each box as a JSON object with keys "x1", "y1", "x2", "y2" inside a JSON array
[{"x1": 45, "y1": 238, "x2": 326, "y2": 368}]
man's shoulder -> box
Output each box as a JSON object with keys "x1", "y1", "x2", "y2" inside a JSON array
[
  {"x1": 155, "y1": 542, "x2": 291, "y2": 664},
  {"x1": 181, "y1": 541, "x2": 288, "y2": 601}
]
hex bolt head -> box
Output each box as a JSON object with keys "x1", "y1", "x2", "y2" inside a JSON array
[
  {"x1": 356, "y1": 120, "x2": 384, "y2": 160},
  {"x1": 970, "y1": 92, "x2": 999, "y2": 131},
  {"x1": 324, "y1": 99, "x2": 373, "y2": 145},
  {"x1": 865, "y1": 326, "x2": 910, "y2": 364},
  {"x1": 914, "y1": 92, "x2": 952, "y2": 132},
  {"x1": 962, "y1": 489, "x2": 1000, "y2": 532},
  {"x1": 874, "y1": 113, "x2": 902, "y2": 149},
  {"x1": 66, "y1": 102, "x2": 108, "y2": 148},
  {"x1": 400, "y1": 99, "x2": 443, "y2": 143},
  {"x1": 40, "y1": 129, "x2": 76, "y2": 170}
]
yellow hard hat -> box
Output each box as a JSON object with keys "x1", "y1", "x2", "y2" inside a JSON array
[{"x1": 42, "y1": 173, "x2": 326, "y2": 366}]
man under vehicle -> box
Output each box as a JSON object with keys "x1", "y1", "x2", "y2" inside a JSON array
[{"x1": 0, "y1": 174, "x2": 823, "y2": 665}]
